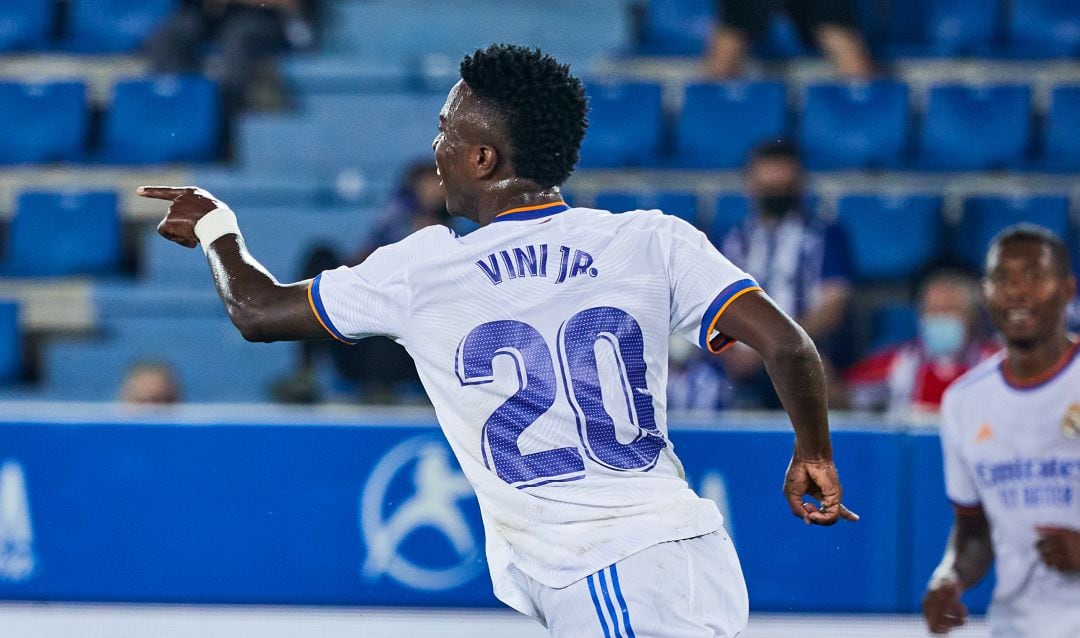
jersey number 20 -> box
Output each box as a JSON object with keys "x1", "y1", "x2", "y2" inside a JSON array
[{"x1": 456, "y1": 306, "x2": 665, "y2": 488}]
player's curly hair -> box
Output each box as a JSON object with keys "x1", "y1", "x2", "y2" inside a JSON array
[{"x1": 460, "y1": 44, "x2": 588, "y2": 189}]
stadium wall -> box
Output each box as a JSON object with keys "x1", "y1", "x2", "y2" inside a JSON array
[{"x1": 0, "y1": 406, "x2": 993, "y2": 614}]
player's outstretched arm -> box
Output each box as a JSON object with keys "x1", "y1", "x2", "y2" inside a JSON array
[
  {"x1": 711, "y1": 290, "x2": 858, "y2": 526},
  {"x1": 138, "y1": 186, "x2": 328, "y2": 343},
  {"x1": 923, "y1": 509, "x2": 992, "y2": 634}
]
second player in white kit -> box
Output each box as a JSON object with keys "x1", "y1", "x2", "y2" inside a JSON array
[
  {"x1": 925, "y1": 225, "x2": 1080, "y2": 637},
  {"x1": 140, "y1": 44, "x2": 858, "y2": 637}
]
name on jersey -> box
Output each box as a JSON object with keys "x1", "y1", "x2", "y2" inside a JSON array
[{"x1": 475, "y1": 244, "x2": 598, "y2": 286}]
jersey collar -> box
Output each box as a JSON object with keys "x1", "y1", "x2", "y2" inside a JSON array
[{"x1": 491, "y1": 200, "x2": 570, "y2": 223}]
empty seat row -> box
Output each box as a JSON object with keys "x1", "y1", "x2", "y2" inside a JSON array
[
  {"x1": 0, "y1": 76, "x2": 221, "y2": 165},
  {"x1": 0, "y1": 0, "x2": 176, "y2": 53},
  {"x1": 586, "y1": 190, "x2": 1076, "y2": 281},
  {"x1": 637, "y1": 0, "x2": 1080, "y2": 59},
  {"x1": 581, "y1": 80, "x2": 1080, "y2": 171},
  {"x1": 0, "y1": 300, "x2": 20, "y2": 385}
]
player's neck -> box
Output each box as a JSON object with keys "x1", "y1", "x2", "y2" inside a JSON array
[
  {"x1": 1005, "y1": 330, "x2": 1077, "y2": 382},
  {"x1": 474, "y1": 180, "x2": 564, "y2": 226}
]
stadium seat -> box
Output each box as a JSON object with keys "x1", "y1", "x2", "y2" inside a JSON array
[
  {"x1": 43, "y1": 317, "x2": 295, "y2": 402},
  {"x1": 63, "y1": 0, "x2": 177, "y2": 53},
  {"x1": 710, "y1": 193, "x2": 751, "y2": 246},
  {"x1": 674, "y1": 81, "x2": 787, "y2": 169},
  {"x1": 637, "y1": 0, "x2": 717, "y2": 55},
  {"x1": 1008, "y1": 0, "x2": 1080, "y2": 58},
  {"x1": 924, "y1": 0, "x2": 1000, "y2": 56},
  {"x1": 1040, "y1": 85, "x2": 1080, "y2": 171},
  {"x1": 956, "y1": 195, "x2": 1071, "y2": 267},
  {"x1": 101, "y1": 75, "x2": 221, "y2": 164},
  {"x1": 835, "y1": 194, "x2": 944, "y2": 281},
  {"x1": 869, "y1": 303, "x2": 919, "y2": 352},
  {"x1": 593, "y1": 191, "x2": 699, "y2": 224},
  {"x1": 799, "y1": 81, "x2": 909, "y2": 170},
  {"x1": 578, "y1": 81, "x2": 663, "y2": 168},
  {"x1": 0, "y1": 0, "x2": 54, "y2": 52},
  {"x1": 0, "y1": 301, "x2": 20, "y2": 384},
  {"x1": 141, "y1": 206, "x2": 376, "y2": 287},
  {"x1": 2, "y1": 191, "x2": 121, "y2": 277},
  {"x1": 0, "y1": 81, "x2": 88, "y2": 164},
  {"x1": 917, "y1": 84, "x2": 1032, "y2": 170}
]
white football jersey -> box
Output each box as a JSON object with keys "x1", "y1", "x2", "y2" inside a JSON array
[
  {"x1": 310, "y1": 203, "x2": 759, "y2": 612},
  {"x1": 940, "y1": 341, "x2": 1080, "y2": 616}
]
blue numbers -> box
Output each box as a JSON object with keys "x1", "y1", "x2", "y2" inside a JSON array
[
  {"x1": 455, "y1": 320, "x2": 585, "y2": 486},
  {"x1": 456, "y1": 308, "x2": 665, "y2": 487},
  {"x1": 559, "y1": 307, "x2": 663, "y2": 471}
]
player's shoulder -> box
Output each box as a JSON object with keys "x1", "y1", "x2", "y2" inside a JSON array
[
  {"x1": 377, "y1": 224, "x2": 458, "y2": 254},
  {"x1": 944, "y1": 350, "x2": 1006, "y2": 402},
  {"x1": 572, "y1": 206, "x2": 698, "y2": 237}
]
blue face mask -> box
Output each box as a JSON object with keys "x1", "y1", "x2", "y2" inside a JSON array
[{"x1": 920, "y1": 314, "x2": 967, "y2": 358}]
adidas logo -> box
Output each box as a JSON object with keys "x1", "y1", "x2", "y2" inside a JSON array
[{"x1": 975, "y1": 422, "x2": 994, "y2": 443}]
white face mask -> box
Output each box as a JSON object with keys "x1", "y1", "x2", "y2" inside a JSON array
[{"x1": 920, "y1": 314, "x2": 967, "y2": 358}]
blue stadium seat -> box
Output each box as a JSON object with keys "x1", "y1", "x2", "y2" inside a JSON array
[
  {"x1": 1040, "y1": 85, "x2": 1080, "y2": 171},
  {"x1": 1008, "y1": 0, "x2": 1080, "y2": 58},
  {"x1": 835, "y1": 194, "x2": 944, "y2": 281},
  {"x1": 2, "y1": 191, "x2": 121, "y2": 277},
  {"x1": 578, "y1": 82, "x2": 663, "y2": 168},
  {"x1": 141, "y1": 206, "x2": 375, "y2": 287},
  {"x1": 593, "y1": 191, "x2": 699, "y2": 224},
  {"x1": 637, "y1": 0, "x2": 717, "y2": 55},
  {"x1": 924, "y1": 0, "x2": 1000, "y2": 56},
  {"x1": 0, "y1": 81, "x2": 88, "y2": 164},
  {"x1": 101, "y1": 75, "x2": 221, "y2": 164},
  {"x1": 710, "y1": 193, "x2": 751, "y2": 246},
  {"x1": 674, "y1": 81, "x2": 787, "y2": 169},
  {"x1": 63, "y1": 0, "x2": 177, "y2": 53},
  {"x1": 869, "y1": 303, "x2": 919, "y2": 352},
  {"x1": 800, "y1": 81, "x2": 909, "y2": 170},
  {"x1": 917, "y1": 84, "x2": 1032, "y2": 170},
  {"x1": 0, "y1": 301, "x2": 20, "y2": 384},
  {"x1": 43, "y1": 317, "x2": 295, "y2": 402},
  {"x1": 0, "y1": 0, "x2": 54, "y2": 51},
  {"x1": 956, "y1": 195, "x2": 1071, "y2": 267}
]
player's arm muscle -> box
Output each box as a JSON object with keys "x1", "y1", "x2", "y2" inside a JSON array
[
  {"x1": 711, "y1": 290, "x2": 832, "y2": 459},
  {"x1": 204, "y1": 234, "x2": 327, "y2": 343}
]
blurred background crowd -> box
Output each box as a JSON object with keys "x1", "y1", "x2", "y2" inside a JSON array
[{"x1": 0, "y1": 0, "x2": 1077, "y2": 416}]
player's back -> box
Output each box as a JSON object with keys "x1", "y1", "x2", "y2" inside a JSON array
[{"x1": 311, "y1": 204, "x2": 757, "y2": 597}]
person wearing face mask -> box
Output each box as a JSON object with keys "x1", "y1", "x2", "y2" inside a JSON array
[
  {"x1": 719, "y1": 140, "x2": 853, "y2": 408},
  {"x1": 845, "y1": 271, "x2": 998, "y2": 416}
]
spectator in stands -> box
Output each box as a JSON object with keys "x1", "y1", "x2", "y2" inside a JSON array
[
  {"x1": 120, "y1": 361, "x2": 181, "y2": 405},
  {"x1": 145, "y1": 0, "x2": 318, "y2": 112},
  {"x1": 704, "y1": 0, "x2": 872, "y2": 79},
  {"x1": 845, "y1": 271, "x2": 999, "y2": 416},
  {"x1": 718, "y1": 140, "x2": 852, "y2": 408},
  {"x1": 667, "y1": 336, "x2": 730, "y2": 411},
  {"x1": 278, "y1": 162, "x2": 449, "y2": 404}
]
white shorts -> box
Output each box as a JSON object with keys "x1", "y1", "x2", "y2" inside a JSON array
[{"x1": 509, "y1": 530, "x2": 749, "y2": 638}]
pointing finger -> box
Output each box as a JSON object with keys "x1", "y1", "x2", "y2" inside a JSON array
[{"x1": 137, "y1": 186, "x2": 194, "y2": 201}]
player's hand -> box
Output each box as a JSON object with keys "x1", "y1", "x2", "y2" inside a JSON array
[
  {"x1": 137, "y1": 186, "x2": 223, "y2": 249},
  {"x1": 1035, "y1": 526, "x2": 1080, "y2": 573},
  {"x1": 783, "y1": 453, "x2": 858, "y2": 526},
  {"x1": 922, "y1": 579, "x2": 968, "y2": 634}
]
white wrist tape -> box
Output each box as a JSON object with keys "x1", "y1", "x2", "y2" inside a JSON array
[{"x1": 194, "y1": 204, "x2": 241, "y2": 254}]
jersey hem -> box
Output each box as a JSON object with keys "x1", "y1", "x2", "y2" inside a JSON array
[{"x1": 307, "y1": 274, "x2": 359, "y2": 345}]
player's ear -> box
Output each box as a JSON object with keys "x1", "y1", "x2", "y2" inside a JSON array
[{"x1": 474, "y1": 145, "x2": 499, "y2": 179}]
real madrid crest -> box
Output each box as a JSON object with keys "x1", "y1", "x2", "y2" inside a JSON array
[{"x1": 1062, "y1": 404, "x2": 1080, "y2": 439}]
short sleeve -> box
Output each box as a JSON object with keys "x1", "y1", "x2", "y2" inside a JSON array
[
  {"x1": 307, "y1": 240, "x2": 411, "y2": 344},
  {"x1": 939, "y1": 390, "x2": 981, "y2": 510},
  {"x1": 664, "y1": 216, "x2": 761, "y2": 354}
]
